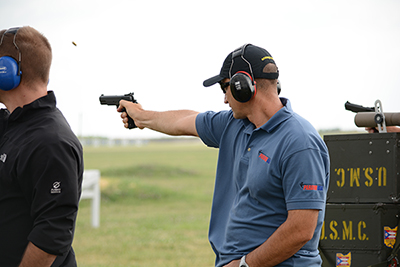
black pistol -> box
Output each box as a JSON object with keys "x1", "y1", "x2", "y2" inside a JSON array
[
  {"x1": 99, "y1": 92, "x2": 138, "y2": 129},
  {"x1": 345, "y1": 101, "x2": 378, "y2": 132},
  {"x1": 344, "y1": 101, "x2": 375, "y2": 113}
]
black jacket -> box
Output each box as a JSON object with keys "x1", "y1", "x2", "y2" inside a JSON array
[{"x1": 0, "y1": 91, "x2": 83, "y2": 266}]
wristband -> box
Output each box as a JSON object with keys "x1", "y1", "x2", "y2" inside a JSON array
[{"x1": 239, "y1": 255, "x2": 249, "y2": 267}]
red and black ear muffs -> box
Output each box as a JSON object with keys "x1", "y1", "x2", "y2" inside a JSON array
[
  {"x1": 0, "y1": 27, "x2": 22, "y2": 91},
  {"x1": 229, "y1": 44, "x2": 256, "y2": 103},
  {"x1": 230, "y1": 71, "x2": 256, "y2": 103}
]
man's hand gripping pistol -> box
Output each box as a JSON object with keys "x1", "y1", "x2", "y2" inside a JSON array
[{"x1": 99, "y1": 92, "x2": 138, "y2": 129}]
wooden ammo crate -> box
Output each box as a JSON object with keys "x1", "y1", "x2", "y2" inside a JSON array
[
  {"x1": 324, "y1": 133, "x2": 400, "y2": 203},
  {"x1": 320, "y1": 203, "x2": 400, "y2": 266}
]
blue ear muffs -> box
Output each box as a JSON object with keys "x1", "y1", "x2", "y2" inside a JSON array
[
  {"x1": 0, "y1": 27, "x2": 22, "y2": 91},
  {"x1": 0, "y1": 56, "x2": 21, "y2": 91}
]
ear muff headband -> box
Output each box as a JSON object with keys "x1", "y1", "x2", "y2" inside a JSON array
[
  {"x1": 0, "y1": 27, "x2": 22, "y2": 91},
  {"x1": 229, "y1": 43, "x2": 255, "y2": 84},
  {"x1": 228, "y1": 44, "x2": 256, "y2": 102}
]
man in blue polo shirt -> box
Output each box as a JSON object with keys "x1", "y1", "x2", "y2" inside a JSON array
[{"x1": 118, "y1": 44, "x2": 330, "y2": 267}]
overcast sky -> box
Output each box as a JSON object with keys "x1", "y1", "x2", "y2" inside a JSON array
[{"x1": 1, "y1": 0, "x2": 399, "y2": 139}]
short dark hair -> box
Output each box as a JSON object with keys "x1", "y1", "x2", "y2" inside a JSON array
[
  {"x1": 255, "y1": 63, "x2": 278, "y2": 91},
  {"x1": 263, "y1": 63, "x2": 278, "y2": 74}
]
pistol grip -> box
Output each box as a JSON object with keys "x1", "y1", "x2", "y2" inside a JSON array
[
  {"x1": 127, "y1": 116, "x2": 137, "y2": 129},
  {"x1": 120, "y1": 107, "x2": 137, "y2": 129}
]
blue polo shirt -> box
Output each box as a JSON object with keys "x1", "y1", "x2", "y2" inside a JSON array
[{"x1": 195, "y1": 98, "x2": 330, "y2": 267}]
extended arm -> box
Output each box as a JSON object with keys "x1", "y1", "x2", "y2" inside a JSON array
[
  {"x1": 118, "y1": 100, "x2": 199, "y2": 137},
  {"x1": 224, "y1": 209, "x2": 319, "y2": 267},
  {"x1": 19, "y1": 242, "x2": 56, "y2": 267}
]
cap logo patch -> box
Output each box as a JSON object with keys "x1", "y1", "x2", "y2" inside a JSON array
[{"x1": 261, "y1": 56, "x2": 273, "y2": 61}]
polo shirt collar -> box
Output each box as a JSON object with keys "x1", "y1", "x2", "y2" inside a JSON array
[
  {"x1": 238, "y1": 98, "x2": 294, "y2": 134},
  {"x1": 260, "y1": 97, "x2": 293, "y2": 133}
]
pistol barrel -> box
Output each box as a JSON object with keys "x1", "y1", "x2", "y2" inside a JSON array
[{"x1": 355, "y1": 112, "x2": 400, "y2": 127}]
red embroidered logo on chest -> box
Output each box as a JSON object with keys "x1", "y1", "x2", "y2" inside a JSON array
[{"x1": 258, "y1": 152, "x2": 271, "y2": 164}]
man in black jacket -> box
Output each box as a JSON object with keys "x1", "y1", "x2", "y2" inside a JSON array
[{"x1": 0, "y1": 26, "x2": 83, "y2": 267}]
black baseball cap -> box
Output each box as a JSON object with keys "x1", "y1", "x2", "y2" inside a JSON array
[{"x1": 203, "y1": 44, "x2": 279, "y2": 87}]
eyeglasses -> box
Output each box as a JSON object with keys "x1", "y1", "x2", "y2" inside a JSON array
[{"x1": 219, "y1": 81, "x2": 230, "y2": 93}]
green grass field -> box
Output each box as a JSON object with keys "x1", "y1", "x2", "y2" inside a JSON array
[{"x1": 74, "y1": 140, "x2": 219, "y2": 266}]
